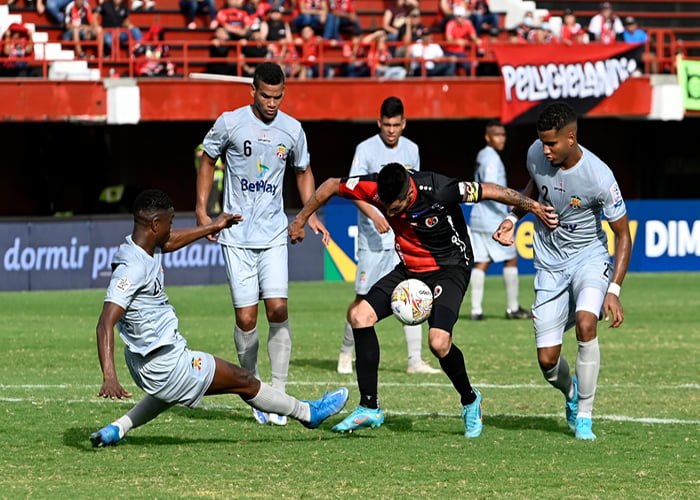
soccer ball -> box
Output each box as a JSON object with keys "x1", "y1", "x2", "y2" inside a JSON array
[{"x1": 390, "y1": 279, "x2": 433, "y2": 325}]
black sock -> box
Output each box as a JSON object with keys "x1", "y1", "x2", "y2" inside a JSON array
[
  {"x1": 439, "y1": 344, "x2": 476, "y2": 406},
  {"x1": 353, "y1": 326, "x2": 379, "y2": 409}
]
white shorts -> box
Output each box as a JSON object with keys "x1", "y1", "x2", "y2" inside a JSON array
[
  {"x1": 470, "y1": 229, "x2": 517, "y2": 264},
  {"x1": 355, "y1": 248, "x2": 399, "y2": 295},
  {"x1": 125, "y1": 340, "x2": 216, "y2": 408},
  {"x1": 222, "y1": 244, "x2": 288, "y2": 308},
  {"x1": 532, "y1": 260, "x2": 611, "y2": 348}
]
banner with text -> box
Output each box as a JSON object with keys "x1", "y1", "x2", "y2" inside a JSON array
[{"x1": 678, "y1": 59, "x2": 700, "y2": 111}]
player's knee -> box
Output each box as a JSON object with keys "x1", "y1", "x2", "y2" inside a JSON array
[
  {"x1": 266, "y1": 305, "x2": 289, "y2": 323},
  {"x1": 348, "y1": 301, "x2": 376, "y2": 328},
  {"x1": 428, "y1": 329, "x2": 451, "y2": 357},
  {"x1": 236, "y1": 312, "x2": 258, "y2": 331}
]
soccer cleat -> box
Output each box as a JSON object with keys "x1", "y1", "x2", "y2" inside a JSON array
[
  {"x1": 302, "y1": 387, "x2": 349, "y2": 429},
  {"x1": 337, "y1": 351, "x2": 353, "y2": 374},
  {"x1": 252, "y1": 408, "x2": 269, "y2": 424},
  {"x1": 471, "y1": 313, "x2": 485, "y2": 321},
  {"x1": 268, "y1": 413, "x2": 288, "y2": 426},
  {"x1": 575, "y1": 417, "x2": 597, "y2": 440},
  {"x1": 406, "y1": 360, "x2": 441, "y2": 374},
  {"x1": 331, "y1": 405, "x2": 385, "y2": 433},
  {"x1": 565, "y1": 376, "x2": 579, "y2": 431},
  {"x1": 461, "y1": 388, "x2": 483, "y2": 438},
  {"x1": 89, "y1": 424, "x2": 122, "y2": 448},
  {"x1": 506, "y1": 307, "x2": 532, "y2": 319}
]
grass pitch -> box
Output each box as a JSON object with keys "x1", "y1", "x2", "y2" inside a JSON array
[{"x1": 0, "y1": 273, "x2": 698, "y2": 498}]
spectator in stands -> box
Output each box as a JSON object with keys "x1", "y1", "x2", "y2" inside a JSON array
[
  {"x1": 216, "y1": 0, "x2": 251, "y2": 40},
  {"x1": 45, "y1": 0, "x2": 72, "y2": 24},
  {"x1": 291, "y1": 0, "x2": 327, "y2": 34},
  {"x1": 475, "y1": 26, "x2": 500, "y2": 76},
  {"x1": 382, "y1": 0, "x2": 417, "y2": 44},
  {"x1": 560, "y1": 8, "x2": 586, "y2": 46},
  {"x1": 587, "y1": 2, "x2": 623, "y2": 44},
  {"x1": 468, "y1": 0, "x2": 498, "y2": 36},
  {"x1": 366, "y1": 29, "x2": 407, "y2": 79},
  {"x1": 515, "y1": 10, "x2": 534, "y2": 42},
  {"x1": 241, "y1": 23, "x2": 270, "y2": 76},
  {"x1": 133, "y1": 25, "x2": 175, "y2": 76},
  {"x1": 622, "y1": 16, "x2": 647, "y2": 75},
  {"x1": 291, "y1": 24, "x2": 334, "y2": 78},
  {"x1": 62, "y1": 0, "x2": 102, "y2": 58},
  {"x1": 1, "y1": 23, "x2": 40, "y2": 77},
  {"x1": 409, "y1": 29, "x2": 456, "y2": 77},
  {"x1": 180, "y1": 0, "x2": 218, "y2": 30},
  {"x1": 243, "y1": 0, "x2": 271, "y2": 26},
  {"x1": 443, "y1": 5, "x2": 480, "y2": 75},
  {"x1": 402, "y1": 7, "x2": 428, "y2": 50},
  {"x1": 527, "y1": 22, "x2": 557, "y2": 44},
  {"x1": 265, "y1": 4, "x2": 293, "y2": 66},
  {"x1": 323, "y1": 0, "x2": 362, "y2": 42},
  {"x1": 97, "y1": 0, "x2": 143, "y2": 57},
  {"x1": 206, "y1": 25, "x2": 238, "y2": 75}
]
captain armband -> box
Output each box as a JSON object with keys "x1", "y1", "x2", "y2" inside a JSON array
[{"x1": 460, "y1": 181, "x2": 482, "y2": 203}]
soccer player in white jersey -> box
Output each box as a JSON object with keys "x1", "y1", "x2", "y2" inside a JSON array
[
  {"x1": 195, "y1": 62, "x2": 329, "y2": 427},
  {"x1": 494, "y1": 102, "x2": 632, "y2": 440},
  {"x1": 337, "y1": 96, "x2": 440, "y2": 376},
  {"x1": 468, "y1": 120, "x2": 530, "y2": 321},
  {"x1": 89, "y1": 189, "x2": 348, "y2": 447}
]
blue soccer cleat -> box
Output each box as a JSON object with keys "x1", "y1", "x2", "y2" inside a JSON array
[
  {"x1": 575, "y1": 417, "x2": 597, "y2": 440},
  {"x1": 302, "y1": 387, "x2": 349, "y2": 429},
  {"x1": 461, "y1": 388, "x2": 483, "y2": 438},
  {"x1": 90, "y1": 424, "x2": 122, "y2": 448},
  {"x1": 331, "y1": 405, "x2": 385, "y2": 433},
  {"x1": 566, "y1": 376, "x2": 579, "y2": 432}
]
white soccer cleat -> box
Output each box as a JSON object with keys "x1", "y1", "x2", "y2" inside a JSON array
[
  {"x1": 268, "y1": 413, "x2": 288, "y2": 426},
  {"x1": 337, "y1": 351, "x2": 353, "y2": 374},
  {"x1": 406, "y1": 360, "x2": 441, "y2": 374}
]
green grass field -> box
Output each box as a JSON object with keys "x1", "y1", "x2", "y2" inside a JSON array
[{"x1": 1, "y1": 272, "x2": 698, "y2": 498}]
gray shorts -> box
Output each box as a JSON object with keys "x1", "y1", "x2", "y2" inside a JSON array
[
  {"x1": 125, "y1": 341, "x2": 216, "y2": 408},
  {"x1": 222, "y1": 244, "x2": 288, "y2": 308},
  {"x1": 355, "y1": 248, "x2": 399, "y2": 295},
  {"x1": 470, "y1": 229, "x2": 517, "y2": 264}
]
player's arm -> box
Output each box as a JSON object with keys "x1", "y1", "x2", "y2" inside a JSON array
[
  {"x1": 491, "y1": 179, "x2": 543, "y2": 246},
  {"x1": 603, "y1": 214, "x2": 632, "y2": 328},
  {"x1": 162, "y1": 212, "x2": 243, "y2": 253},
  {"x1": 465, "y1": 181, "x2": 557, "y2": 228},
  {"x1": 95, "y1": 301, "x2": 132, "y2": 400},
  {"x1": 295, "y1": 165, "x2": 330, "y2": 244},
  {"x1": 354, "y1": 199, "x2": 390, "y2": 233},
  {"x1": 289, "y1": 177, "x2": 341, "y2": 244},
  {"x1": 196, "y1": 152, "x2": 218, "y2": 239}
]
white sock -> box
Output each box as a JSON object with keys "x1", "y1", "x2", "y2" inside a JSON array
[
  {"x1": 340, "y1": 320, "x2": 354, "y2": 354},
  {"x1": 404, "y1": 324, "x2": 422, "y2": 367},
  {"x1": 121, "y1": 394, "x2": 174, "y2": 437},
  {"x1": 268, "y1": 320, "x2": 292, "y2": 393},
  {"x1": 503, "y1": 266, "x2": 520, "y2": 312},
  {"x1": 234, "y1": 325, "x2": 259, "y2": 378},
  {"x1": 542, "y1": 356, "x2": 574, "y2": 398},
  {"x1": 576, "y1": 337, "x2": 600, "y2": 418},
  {"x1": 246, "y1": 382, "x2": 310, "y2": 422},
  {"x1": 470, "y1": 268, "x2": 486, "y2": 315}
]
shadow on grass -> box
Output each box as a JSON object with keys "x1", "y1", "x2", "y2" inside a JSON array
[
  {"x1": 486, "y1": 414, "x2": 570, "y2": 436},
  {"x1": 290, "y1": 357, "x2": 338, "y2": 372}
]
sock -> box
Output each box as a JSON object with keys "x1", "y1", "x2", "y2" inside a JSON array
[
  {"x1": 245, "y1": 382, "x2": 310, "y2": 422},
  {"x1": 503, "y1": 266, "x2": 520, "y2": 312},
  {"x1": 353, "y1": 326, "x2": 380, "y2": 408},
  {"x1": 404, "y1": 324, "x2": 422, "y2": 368},
  {"x1": 542, "y1": 357, "x2": 574, "y2": 399},
  {"x1": 121, "y1": 394, "x2": 174, "y2": 437},
  {"x1": 268, "y1": 320, "x2": 292, "y2": 393},
  {"x1": 234, "y1": 325, "x2": 259, "y2": 378},
  {"x1": 576, "y1": 337, "x2": 600, "y2": 418},
  {"x1": 339, "y1": 320, "x2": 354, "y2": 354},
  {"x1": 438, "y1": 344, "x2": 475, "y2": 406},
  {"x1": 470, "y1": 268, "x2": 485, "y2": 315}
]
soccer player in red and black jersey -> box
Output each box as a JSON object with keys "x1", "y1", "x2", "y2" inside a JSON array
[{"x1": 289, "y1": 163, "x2": 557, "y2": 437}]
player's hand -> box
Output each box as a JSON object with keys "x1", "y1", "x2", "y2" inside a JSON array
[
  {"x1": 214, "y1": 212, "x2": 243, "y2": 230},
  {"x1": 532, "y1": 203, "x2": 559, "y2": 229},
  {"x1": 373, "y1": 217, "x2": 391, "y2": 234},
  {"x1": 197, "y1": 213, "x2": 217, "y2": 242},
  {"x1": 288, "y1": 218, "x2": 306, "y2": 244},
  {"x1": 493, "y1": 219, "x2": 515, "y2": 246},
  {"x1": 308, "y1": 213, "x2": 330, "y2": 245},
  {"x1": 97, "y1": 379, "x2": 132, "y2": 400},
  {"x1": 603, "y1": 294, "x2": 624, "y2": 328}
]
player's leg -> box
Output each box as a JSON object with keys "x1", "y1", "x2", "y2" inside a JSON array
[
  {"x1": 90, "y1": 395, "x2": 175, "y2": 448},
  {"x1": 338, "y1": 296, "x2": 363, "y2": 374},
  {"x1": 503, "y1": 256, "x2": 531, "y2": 319},
  {"x1": 469, "y1": 231, "x2": 490, "y2": 320}
]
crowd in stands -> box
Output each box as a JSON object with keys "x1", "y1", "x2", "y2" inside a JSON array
[{"x1": 1, "y1": 0, "x2": 652, "y2": 78}]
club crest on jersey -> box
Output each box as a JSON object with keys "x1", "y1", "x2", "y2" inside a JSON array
[
  {"x1": 569, "y1": 196, "x2": 582, "y2": 208},
  {"x1": 425, "y1": 216, "x2": 438, "y2": 227},
  {"x1": 115, "y1": 276, "x2": 131, "y2": 292},
  {"x1": 275, "y1": 144, "x2": 287, "y2": 161},
  {"x1": 433, "y1": 285, "x2": 443, "y2": 299}
]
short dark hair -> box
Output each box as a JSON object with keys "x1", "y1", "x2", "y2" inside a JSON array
[
  {"x1": 253, "y1": 62, "x2": 285, "y2": 88},
  {"x1": 380, "y1": 96, "x2": 404, "y2": 119},
  {"x1": 536, "y1": 102, "x2": 578, "y2": 133},
  {"x1": 377, "y1": 163, "x2": 410, "y2": 204},
  {"x1": 485, "y1": 119, "x2": 503, "y2": 133},
  {"x1": 132, "y1": 189, "x2": 173, "y2": 217}
]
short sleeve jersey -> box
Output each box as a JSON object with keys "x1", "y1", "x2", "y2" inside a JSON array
[
  {"x1": 468, "y1": 145, "x2": 508, "y2": 232},
  {"x1": 104, "y1": 236, "x2": 183, "y2": 356},
  {"x1": 339, "y1": 170, "x2": 473, "y2": 271},
  {"x1": 349, "y1": 135, "x2": 420, "y2": 251},
  {"x1": 527, "y1": 141, "x2": 627, "y2": 270},
  {"x1": 203, "y1": 105, "x2": 310, "y2": 248}
]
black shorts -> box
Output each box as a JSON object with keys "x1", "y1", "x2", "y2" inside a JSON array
[{"x1": 365, "y1": 264, "x2": 470, "y2": 334}]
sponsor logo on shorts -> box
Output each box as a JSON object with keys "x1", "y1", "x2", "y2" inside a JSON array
[
  {"x1": 192, "y1": 357, "x2": 203, "y2": 370},
  {"x1": 433, "y1": 285, "x2": 443, "y2": 299},
  {"x1": 425, "y1": 216, "x2": 438, "y2": 227}
]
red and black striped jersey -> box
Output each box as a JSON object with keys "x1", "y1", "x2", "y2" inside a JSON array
[{"x1": 339, "y1": 170, "x2": 473, "y2": 272}]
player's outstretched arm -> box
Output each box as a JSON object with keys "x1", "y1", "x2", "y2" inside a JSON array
[
  {"x1": 95, "y1": 302, "x2": 132, "y2": 400},
  {"x1": 296, "y1": 166, "x2": 330, "y2": 245},
  {"x1": 195, "y1": 152, "x2": 218, "y2": 241},
  {"x1": 479, "y1": 182, "x2": 558, "y2": 229},
  {"x1": 603, "y1": 214, "x2": 632, "y2": 328},
  {"x1": 163, "y1": 213, "x2": 242, "y2": 253},
  {"x1": 289, "y1": 177, "x2": 341, "y2": 244}
]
